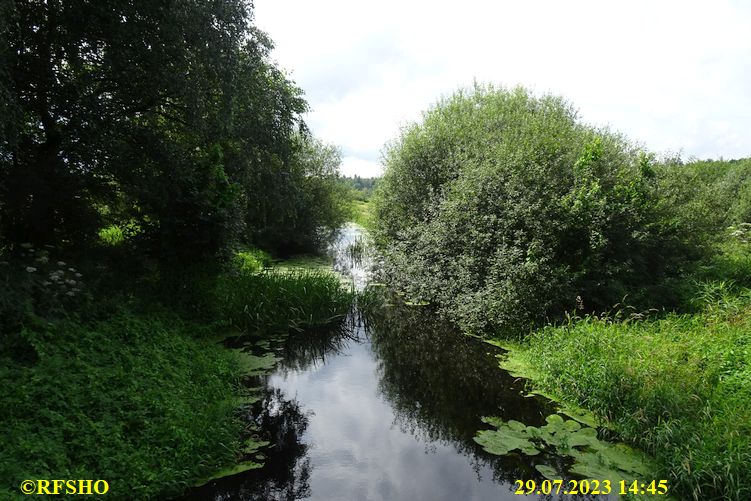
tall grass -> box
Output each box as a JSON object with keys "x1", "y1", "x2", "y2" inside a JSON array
[
  {"x1": 511, "y1": 285, "x2": 751, "y2": 500},
  {"x1": 216, "y1": 269, "x2": 354, "y2": 334}
]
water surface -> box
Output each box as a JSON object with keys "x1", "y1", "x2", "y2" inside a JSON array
[{"x1": 182, "y1": 226, "x2": 568, "y2": 500}]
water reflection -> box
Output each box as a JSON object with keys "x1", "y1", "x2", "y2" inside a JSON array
[
  {"x1": 185, "y1": 388, "x2": 312, "y2": 501},
  {"x1": 367, "y1": 305, "x2": 559, "y2": 486},
  {"x1": 179, "y1": 226, "x2": 607, "y2": 500}
]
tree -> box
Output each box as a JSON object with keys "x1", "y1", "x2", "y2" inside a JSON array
[
  {"x1": 374, "y1": 84, "x2": 696, "y2": 333},
  {"x1": 0, "y1": 0, "x2": 345, "y2": 262}
]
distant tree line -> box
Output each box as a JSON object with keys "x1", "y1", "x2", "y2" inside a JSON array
[
  {"x1": 341, "y1": 175, "x2": 379, "y2": 201},
  {"x1": 0, "y1": 0, "x2": 349, "y2": 261}
]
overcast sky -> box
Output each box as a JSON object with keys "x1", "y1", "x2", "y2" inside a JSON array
[{"x1": 254, "y1": 0, "x2": 751, "y2": 178}]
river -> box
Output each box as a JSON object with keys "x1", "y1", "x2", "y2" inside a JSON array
[{"x1": 181, "y1": 224, "x2": 570, "y2": 500}]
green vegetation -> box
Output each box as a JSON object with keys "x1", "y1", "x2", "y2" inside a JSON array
[
  {"x1": 217, "y1": 269, "x2": 354, "y2": 334},
  {"x1": 373, "y1": 84, "x2": 751, "y2": 500},
  {"x1": 0, "y1": 1, "x2": 355, "y2": 498},
  {"x1": 498, "y1": 242, "x2": 751, "y2": 500},
  {"x1": 0, "y1": 0, "x2": 351, "y2": 260},
  {"x1": 0, "y1": 248, "x2": 354, "y2": 499},
  {"x1": 476, "y1": 414, "x2": 658, "y2": 485},
  {"x1": 0, "y1": 308, "x2": 243, "y2": 500},
  {"x1": 350, "y1": 199, "x2": 375, "y2": 229},
  {"x1": 341, "y1": 176, "x2": 379, "y2": 229},
  {"x1": 373, "y1": 84, "x2": 699, "y2": 334},
  {"x1": 342, "y1": 175, "x2": 380, "y2": 199}
]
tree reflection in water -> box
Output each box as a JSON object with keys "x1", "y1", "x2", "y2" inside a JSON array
[
  {"x1": 181, "y1": 298, "x2": 610, "y2": 499},
  {"x1": 364, "y1": 304, "x2": 565, "y2": 487},
  {"x1": 181, "y1": 388, "x2": 312, "y2": 501}
]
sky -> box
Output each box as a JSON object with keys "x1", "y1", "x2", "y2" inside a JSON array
[{"x1": 254, "y1": 0, "x2": 751, "y2": 178}]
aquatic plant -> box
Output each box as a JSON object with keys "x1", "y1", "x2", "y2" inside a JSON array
[
  {"x1": 475, "y1": 414, "x2": 656, "y2": 483},
  {"x1": 216, "y1": 268, "x2": 354, "y2": 334}
]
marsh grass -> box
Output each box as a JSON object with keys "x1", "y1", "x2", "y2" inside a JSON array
[
  {"x1": 217, "y1": 268, "x2": 354, "y2": 335},
  {"x1": 511, "y1": 287, "x2": 751, "y2": 500}
]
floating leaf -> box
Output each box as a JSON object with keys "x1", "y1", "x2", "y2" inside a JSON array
[
  {"x1": 507, "y1": 420, "x2": 527, "y2": 432},
  {"x1": 534, "y1": 464, "x2": 559, "y2": 480},
  {"x1": 242, "y1": 439, "x2": 270, "y2": 455},
  {"x1": 558, "y1": 405, "x2": 601, "y2": 428},
  {"x1": 597, "y1": 443, "x2": 654, "y2": 476},
  {"x1": 196, "y1": 460, "x2": 263, "y2": 486},
  {"x1": 480, "y1": 416, "x2": 506, "y2": 428},
  {"x1": 475, "y1": 413, "x2": 658, "y2": 481},
  {"x1": 567, "y1": 427, "x2": 601, "y2": 448},
  {"x1": 474, "y1": 428, "x2": 540, "y2": 456},
  {"x1": 568, "y1": 458, "x2": 622, "y2": 485}
]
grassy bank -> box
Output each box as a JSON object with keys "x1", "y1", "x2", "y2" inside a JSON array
[
  {"x1": 0, "y1": 308, "x2": 243, "y2": 500},
  {"x1": 350, "y1": 200, "x2": 374, "y2": 229},
  {"x1": 494, "y1": 245, "x2": 751, "y2": 500},
  {"x1": 0, "y1": 248, "x2": 353, "y2": 499}
]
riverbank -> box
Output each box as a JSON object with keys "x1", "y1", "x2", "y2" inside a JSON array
[
  {"x1": 489, "y1": 244, "x2": 751, "y2": 500},
  {"x1": 0, "y1": 251, "x2": 353, "y2": 500}
]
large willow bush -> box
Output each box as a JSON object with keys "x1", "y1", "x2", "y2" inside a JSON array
[{"x1": 373, "y1": 84, "x2": 697, "y2": 334}]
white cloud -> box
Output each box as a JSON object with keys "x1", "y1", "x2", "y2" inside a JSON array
[
  {"x1": 255, "y1": 0, "x2": 751, "y2": 177},
  {"x1": 340, "y1": 156, "x2": 382, "y2": 178}
]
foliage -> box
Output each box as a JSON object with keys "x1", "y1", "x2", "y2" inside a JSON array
[
  {"x1": 216, "y1": 268, "x2": 354, "y2": 335},
  {"x1": 373, "y1": 84, "x2": 698, "y2": 334},
  {"x1": 656, "y1": 157, "x2": 751, "y2": 241},
  {"x1": 0, "y1": 0, "x2": 349, "y2": 261},
  {"x1": 503, "y1": 279, "x2": 751, "y2": 500},
  {"x1": 235, "y1": 247, "x2": 273, "y2": 273},
  {"x1": 0, "y1": 309, "x2": 244, "y2": 500},
  {"x1": 248, "y1": 135, "x2": 352, "y2": 255},
  {"x1": 342, "y1": 176, "x2": 380, "y2": 201},
  {"x1": 350, "y1": 200, "x2": 375, "y2": 229},
  {"x1": 475, "y1": 414, "x2": 657, "y2": 483}
]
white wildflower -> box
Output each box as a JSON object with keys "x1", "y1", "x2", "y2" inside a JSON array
[
  {"x1": 25, "y1": 266, "x2": 37, "y2": 272},
  {"x1": 68, "y1": 267, "x2": 76, "y2": 272},
  {"x1": 57, "y1": 261, "x2": 66, "y2": 266},
  {"x1": 75, "y1": 273, "x2": 82, "y2": 278},
  {"x1": 65, "y1": 291, "x2": 75, "y2": 297}
]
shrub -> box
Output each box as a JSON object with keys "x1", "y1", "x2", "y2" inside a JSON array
[
  {"x1": 655, "y1": 157, "x2": 751, "y2": 244},
  {"x1": 373, "y1": 83, "x2": 698, "y2": 334}
]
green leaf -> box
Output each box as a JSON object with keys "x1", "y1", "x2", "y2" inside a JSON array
[{"x1": 534, "y1": 464, "x2": 559, "y2": 480}]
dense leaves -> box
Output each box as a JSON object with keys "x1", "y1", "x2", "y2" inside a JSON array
[
  {"x1": 0, "y1": 0, "x2": 348, "y2": 261},
  {"x1": 373, "y1": 84, "x2": 698, "y2": 333}
]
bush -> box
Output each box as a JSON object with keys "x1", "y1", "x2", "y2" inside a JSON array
[
  {"x1": 373, "y1": 84, "x2": 698, "y2": 334},
  {"x1": 656, "y1": 157, "x2": 751, "y2": 244}
]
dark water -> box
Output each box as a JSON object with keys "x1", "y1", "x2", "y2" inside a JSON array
[{"x1": 180, "y1": 225, "x2": 572, "y2": 501}]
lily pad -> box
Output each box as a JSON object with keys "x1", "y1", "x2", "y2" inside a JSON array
[
  {"x1": 597, "y1": 443, "x2": 654, "y2": 476},
  {"x1": 534, "y1": 464, "x2": 559, "y2": 480},
  {"x1": 475, "y1": 414, "x2": 658, "y2": 482},
  {"x1": 474, "y1": 428, "x2": 541, "y2": 456},
  {"x1": 195, "y1": 460, "x2": 263, "y2": 486},
  {"x1": 558, "y1": 404, "x2": 601, "y2": 428},
  {"x1": 242, "y1": 439, "x2": 270, "y2": 455},
  {"x1": 567, "y1": 427, "x2": 601, "y2": 448}
]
